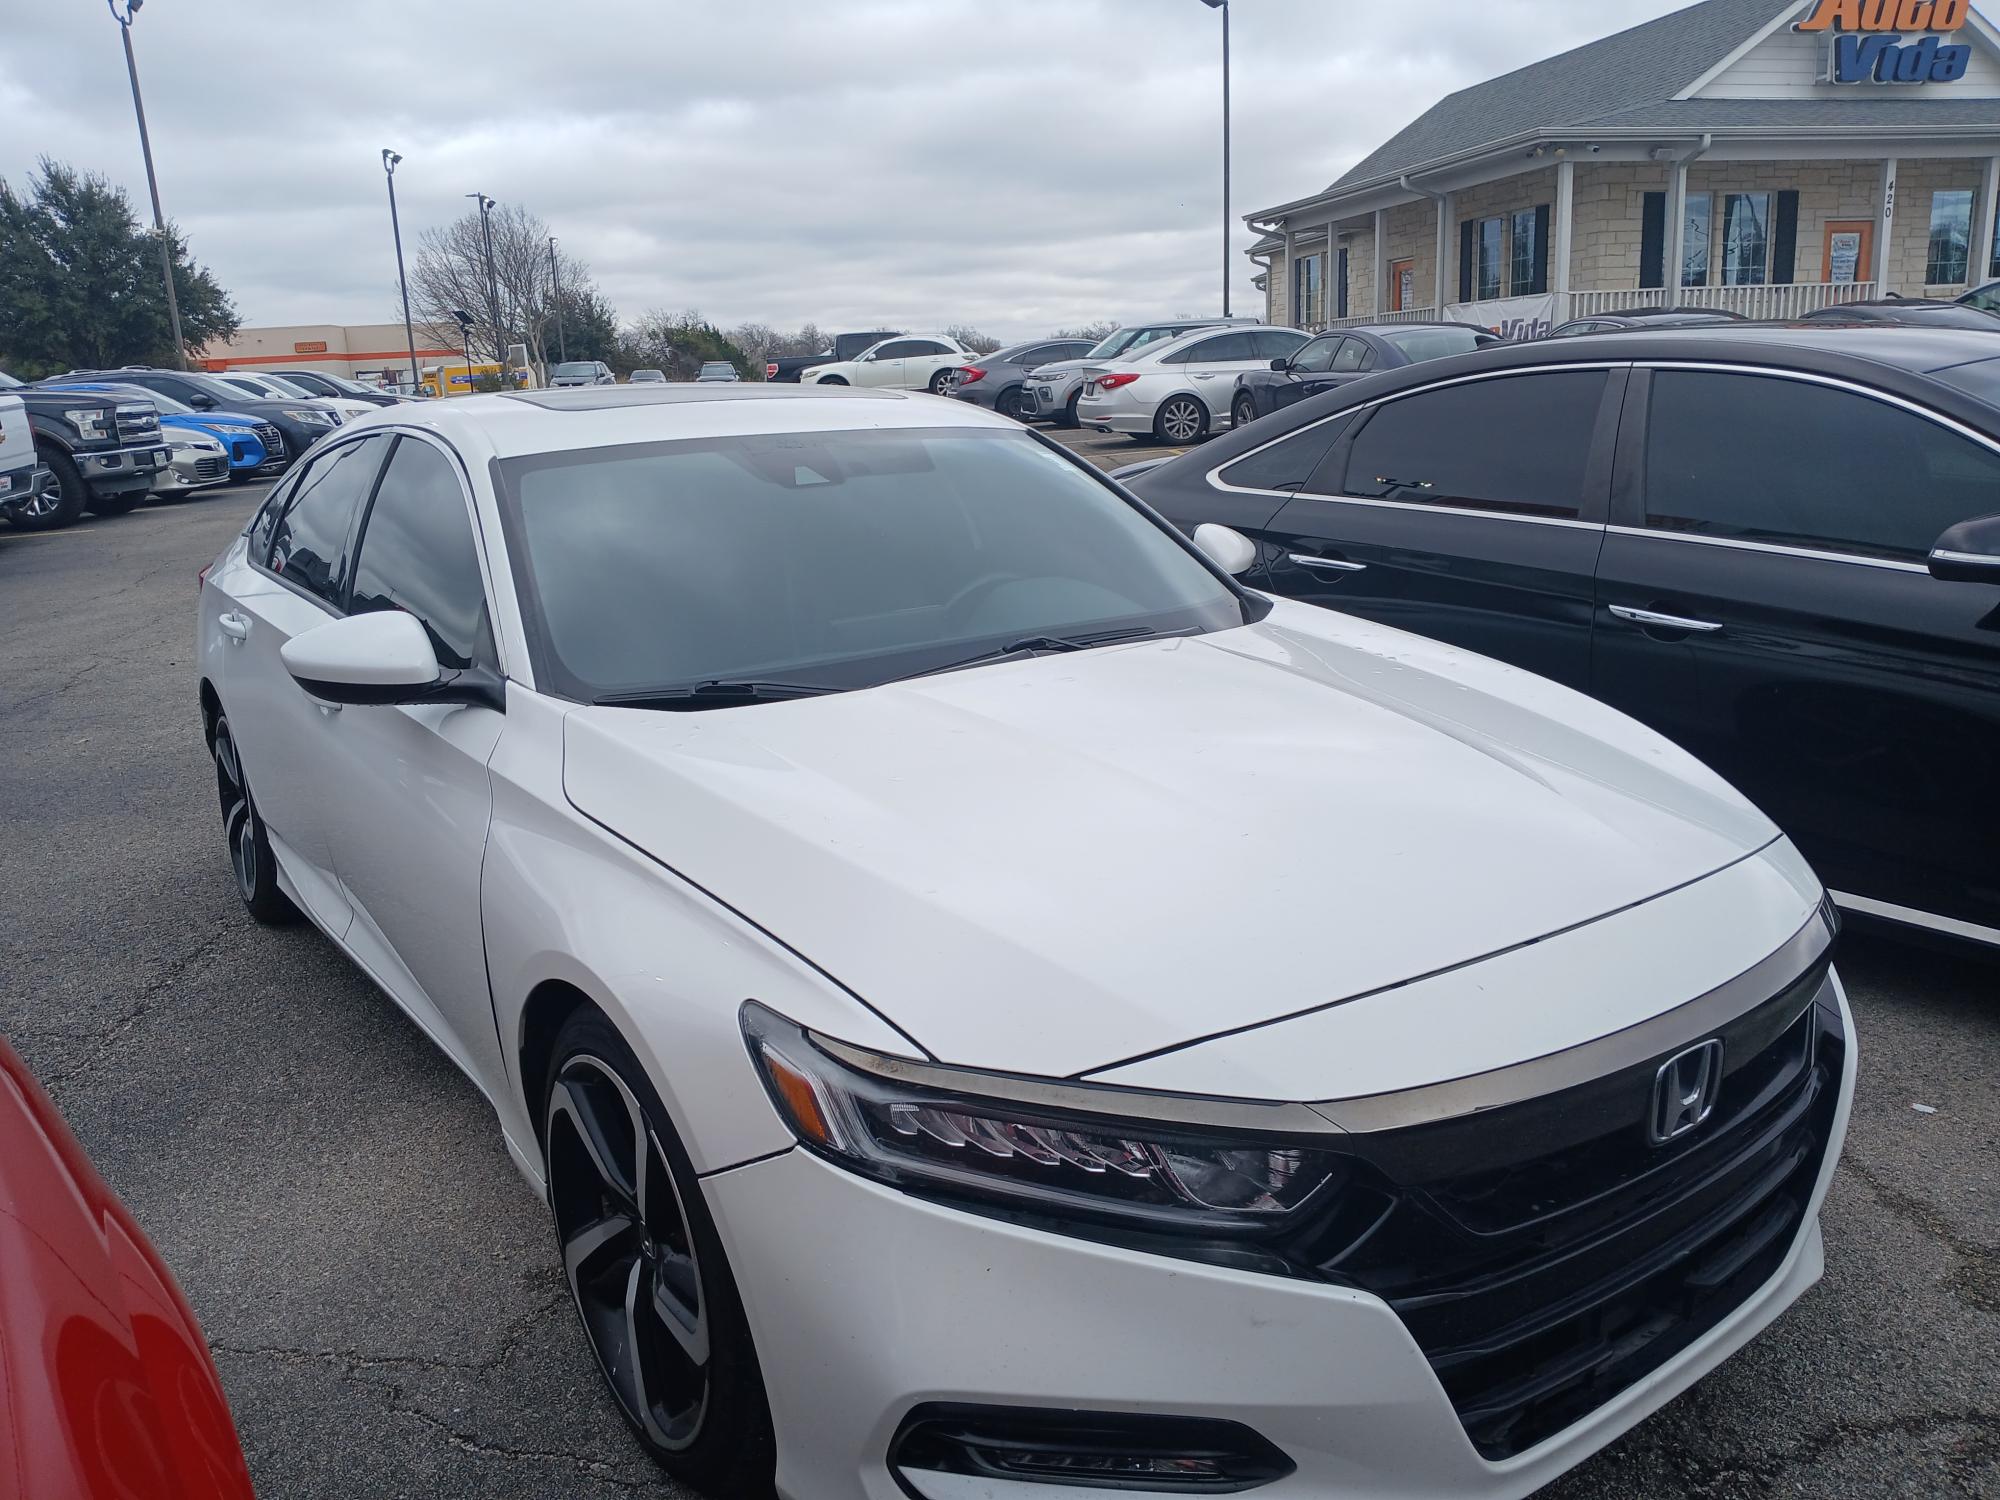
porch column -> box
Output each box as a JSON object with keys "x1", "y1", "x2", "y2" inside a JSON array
[
  {"x1": 1664, "y1": 159, "x2": 1690, "y2": 299},
  {"x1": 1373, "y1": 207, "x2": 1388, "y2": 317},
  {"x1": 1975, "y1": 155, "x2": 2000, "y2": 290},
  {"x1": 1320, "y1": 239, "x2": 1331, "y2": 326},
  {"x1": 1876, "y1": 158, "x2": 1898, "y2": 292},
  {"x1": 1282, "y1": 225, "x2": 1296, "y2": 324},
  {"x1": 1552, "y1": 158, "x2": 1575, "y2": 315},
  {"x1": 1434, "y1": 191, "x2": 1453, "y2": 311}
]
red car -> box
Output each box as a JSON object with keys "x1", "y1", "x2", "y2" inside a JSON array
[{"x1": 0, "y1": 1037, "x2": 254, "y2": 1499}]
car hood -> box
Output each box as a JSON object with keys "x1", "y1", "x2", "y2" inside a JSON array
[{"x1": 562, "y1": 603, "x2": 1778, "y2": 1081}]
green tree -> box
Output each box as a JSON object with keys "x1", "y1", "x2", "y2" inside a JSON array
[
  {"x1": 623, "y1": 309, "x2": 752, "y2": 381},
  {"x1": 0, "y1": 158, "x2": 236, "y2": 374}
]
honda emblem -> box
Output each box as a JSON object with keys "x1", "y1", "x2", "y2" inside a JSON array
[{"x1": 1649, "y1": 1039, "x2": 1724, "y2": 1144}]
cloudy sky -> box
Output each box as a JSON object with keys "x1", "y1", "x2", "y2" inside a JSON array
[{"x1": 3, "y1": 0, "x2": 1690, "y2": 341}]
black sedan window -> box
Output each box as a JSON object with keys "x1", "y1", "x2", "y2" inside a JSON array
[
  {"x1": 1644, "y1": 370, "x2": 2000, "y2": 562},
  {"x1": 1289, "y1": 336, "x2": 1339, "y2": 374}
]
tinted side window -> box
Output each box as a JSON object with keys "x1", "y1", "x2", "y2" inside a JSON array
[
  {"x1": 267, "y1": 436, "x2": 390, "y2": 605},
  {"x1": 1643, "y1": 370, "x2": 2000, "y2": 561},
  {"x1": 1331, "y1": 339, "x2": 1370, "y2": 373},
  {"x1": 1290, "y1": 336, "x2": 1339, "y2": 374},
  {"x1": 1176, "y1": 333, "x2": 1254, "y2": 364},
  {"x1": 348, "y1": 438, "x2": 494, "y2": 671},
  {"x1": 1220, "y1": 412, "x2": 1356, "y2": 493},
  {"x1": 1253, "y1": 329, "x2": 1309, "y2": 358},
  {"x1": 873, "y1": 341, "x2": 920, "y2": 359},
  {"x1": 1341, "y1": 371, "x2": 1606, "y2": 517},
  {"x1": 902, "y1": 340, "x2": 948, "y2": 357}
]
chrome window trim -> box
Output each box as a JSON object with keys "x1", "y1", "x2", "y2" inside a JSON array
[
  {"x1": 813, "y1": 902, "x2": 1833, "y2": 1137},
  {"x1": 1203, "y1": 360, "x2": 1627, "y2": 520},
  {"x1": 1829, "y1": 890, "x2": 2000, "y2": 948},
  {"x1": 1604, "y1": 525, "x2": 1934, "y2": 574}
]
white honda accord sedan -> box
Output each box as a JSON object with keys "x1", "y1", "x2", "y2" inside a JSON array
[{"x1": 196, "y1": 385, "x2": 1852, "y2": 1500}]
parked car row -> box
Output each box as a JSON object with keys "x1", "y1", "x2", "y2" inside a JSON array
[{"x1": 0, "y1": 364, "x2": 365, "y2": 531}]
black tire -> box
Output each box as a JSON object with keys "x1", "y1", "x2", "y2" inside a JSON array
[
  {"x1": 544, "y1": 1011, "x2": 776, "y2": 1497},
  {"x1": 85, "y1": 485, "x2": 147, "y2": 517},
  {"x1": 1056, "y1": 390, "x2": 1081, "y2": 429},
  {"x1": 1231, "y1": 394, "x2": 1259, "y2": 431},
  {"x1": 1153, "y1": 395, "x2": 1209, "y2": 445},
  {"x1": 995, "y1": 387, "x2": 1024, "y2": 421},
  {"x1": 210, "y1": 712, "x2": 297, "y2": 925},
  {"x1": 927, "y1": 368, "x2": 954, "y2": 396},
  {"x1": 5, "y1": 446, "x2": 87, "y2": 531}
]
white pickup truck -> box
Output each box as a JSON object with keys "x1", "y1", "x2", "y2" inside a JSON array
[{"x1": 0, "y1": 393, "x2": 49, "y2": 516}]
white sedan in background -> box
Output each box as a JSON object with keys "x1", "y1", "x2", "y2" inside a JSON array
[
  {"x1": 1078, "y1": 324, "x2": 1308, "y2": 442},
  {"x1": 798, "y1": 334, "x2": 974, "y2": 393},
  {"x1": 195, "y1": 384, "x2": 1850, "y2": 1500},
  {"x1": 218, "y1": 371, "x2": 376, "y2": 422}
]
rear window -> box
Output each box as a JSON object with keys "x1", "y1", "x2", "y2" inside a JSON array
[
  {"x1": 1380, "y1": 325, "x2": 1489, "y2": 362},
  {"x1": 1930, "y1": 356, "x2": 2000, "y2": 406}
]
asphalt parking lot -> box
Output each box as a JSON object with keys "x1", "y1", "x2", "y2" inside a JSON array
[{"x1": 0, "y1": 477, "x2": 1993, "y2": 1500}]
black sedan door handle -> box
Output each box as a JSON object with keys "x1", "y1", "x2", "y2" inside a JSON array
[
  {"x1": 1609, "y1": 604, "x2": 1723, "y2": 634},
  {"x1": 1288, "y1": 553, "x2": 1368, "y2": 574}
]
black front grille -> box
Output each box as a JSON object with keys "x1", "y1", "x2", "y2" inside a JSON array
[
  {"x1": 1312, "y1": 964, "x2": 1843, "y2": 1460},
  {"x1": 253, "y1": 423, "x2": 285, "y2": 459},
  {"x1": 194, "y1": 455, "x2": 228, "y2": 479}
]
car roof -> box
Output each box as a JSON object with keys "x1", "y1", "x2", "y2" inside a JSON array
[
  {"x1": 1130, "y1": 324, "x2": 1301, "y2": 360},
  {"x1": 355, "y1": 382, "x2": 1021, "y2": 460}
]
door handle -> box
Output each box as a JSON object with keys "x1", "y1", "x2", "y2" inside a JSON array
[
  {"x1": 1192, "y1": 373, "x2": 1216, "y2": 380},
  {"x1": 1288, "y1": 553, "x2": 1368, "y2": 574},
  {"x1": 1609, "y1": 604, "x2": 1722, "y2": 634},
  {"x1": 217, "y1": 611, "x2": 251, "y2": 643}
]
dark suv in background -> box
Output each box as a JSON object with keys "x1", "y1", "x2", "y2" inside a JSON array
[
  {"x1": 0, "y1": 369, "x2": 169, "y2": 529},
  {"x1": 63, "y1": 368, "x2": 332, "y2": 469},
  {"x1": 1129, "y1": 324, "x2": 2000, "y2": 951}
]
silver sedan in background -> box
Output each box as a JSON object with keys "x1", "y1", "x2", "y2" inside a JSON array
[
  {"x1": 948, "y1": 338, "x2": 1094, "y2": 419},
  {"x1": 1017, "y1": 318, "x2": 1252, "y2": 427}
]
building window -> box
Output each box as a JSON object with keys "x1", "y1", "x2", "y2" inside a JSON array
[
  {"x1": 1682, "y1": 193, "x2": 1712, "y2": 287},
  {"x1": 1927, "y1": 189, "x2": 1973, "y2": 286},
  {"x1": 1991, "y1": 209, "x2": 2000, "y2": 280},
  {"x1": 1292, "y1": 254, "x2": 1322, "y2": 325},
  {"x1": 1510, "y1": 209, "x2": 1537, "y2": 295},
  {"x1": 1476, "y1": 216, "x2": 1503, "y2": 299},
  {"x1": 1720, "y1": 193, "x2": 1770, "y2": 285}
]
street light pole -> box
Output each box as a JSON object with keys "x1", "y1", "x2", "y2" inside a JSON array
[
  {"x1": 383, "y1": 150, "x2": 420, "y2": 393},
  {"x1": 468, "y1": 193, "x2": 503, "y2": 367},
  {"x1": 451, "y1": 309, "x2": 475, "y2": 398},
  {"x1": 549, "y1": 235, "x2": 567, "y2": 364},
  {"x1": 108, "y1": 0, "x2": 186, "y2": 368},
  {"x1": 1199, "y1": 0, "x2": 1232, "y2": 317}
]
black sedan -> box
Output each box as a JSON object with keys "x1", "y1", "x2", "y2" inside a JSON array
[
  {"x1": 1796, "y1": 298, "x2": 2000, "y2": 331},
  {"x1": 1549, "y1": 308, "x2": 1747, "y2": 337},
  {"x1": 1229, "y1": 323, "x2": 1499, "y2": 428},
  {"x1": 1126, "y1": 324, "x2": 2000, "y2": 950}
]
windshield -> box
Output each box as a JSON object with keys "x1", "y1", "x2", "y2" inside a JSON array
[
  {"x1": 0, "y1": 370, "x2": 20, "y2": 389},
  {"x1": 1930, "y1": 356, "x2": 2000, "y2": 405},
  {"x1": 496, "y1": 427, "x2": 1245, "y2": 705},
  {"x1": 316, "y1": 372, "x2": 376, "y2": 396},
  {"x1": 186, "y1": 373, "x2": 264, "y2": 405},
  {"x1": 1381, "y1": 325, "x2": 1489, "y2": 361},
  {"x1": 253, "y1": 374, "x2": 316, "y2": 398},
  {"x1": 554, "y1": 362, "x2": 596, "y2": 378}
]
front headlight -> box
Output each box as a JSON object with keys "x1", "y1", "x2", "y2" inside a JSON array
[
  {"x1": 64, "y1": 408, "x2": 109, "y2": 441},
  {"x1": 282, "y1": 408, "x2": 334, "y2": 426},
  {"x1": 742, "y1": 1003, "x2": 1344, "y2": 1232}
]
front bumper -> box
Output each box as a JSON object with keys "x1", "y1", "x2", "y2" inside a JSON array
[
  {"x1": 1015, "y1": 375, "x2": 1081, "y2": 420},
  {"x1": 706, "y1": 971, "x2": 1854, "y2": 1500},
  {"x1": 155, "y1": 449, "x2": 231, "y2": 492},
  {"x1": 77, "y1": 442, "x2": 171, "y2": 494},
  {"x1": 0, "y1": 463, "x2": 49, "y2": 509}
]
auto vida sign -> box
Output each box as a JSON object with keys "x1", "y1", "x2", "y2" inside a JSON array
[{"x1": 1796, "y1": 0, "x2": 1974, "y2": 83}]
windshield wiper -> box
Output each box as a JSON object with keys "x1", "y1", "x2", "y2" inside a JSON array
[
  {"x1": 593, "y1": 680, "x2": 842, "y2": 710},
  {"x1": 896, "y1": 625, "x2": 1172, "y2": 683}
]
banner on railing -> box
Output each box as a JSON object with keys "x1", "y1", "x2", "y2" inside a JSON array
[{"x1": 1448, "y1": 293, "x2": 1557, "y2": 341}]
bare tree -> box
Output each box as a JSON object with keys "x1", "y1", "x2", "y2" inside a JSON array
[
  {"x1": 1055, "y1": 320, "x2": 1119, "y2": 342},
  {"x1": 408, "y1": 202, "x2": 602, "y2": 376},
  {"x1": 943, "y1": 324, "x2": 1002, "y2": 354}
]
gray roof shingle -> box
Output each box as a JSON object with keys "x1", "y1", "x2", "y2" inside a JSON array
[{"x1": 1325, "y1": 0, "x2": 1811, "y2": 193}]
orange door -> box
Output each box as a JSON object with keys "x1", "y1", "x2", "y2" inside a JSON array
[
  {"x1": 1388, "y1": 259, "x2": 1415, "y2": 311},
  {"x1": 1822, "y1": 220, "x2": 1874, "y2": 284}
]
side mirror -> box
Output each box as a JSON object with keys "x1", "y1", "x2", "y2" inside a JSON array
[
  {"x1": 1193, "y1": 523, "x2": 1258, "y2": 577},
  {"x1": 1929, "y1": 513, "x2": 2000, "y2": 584},
  {"x1": 280, "y1": 610, "x2": 502, "y2": 711},
  {"x1": 1270, "y1": 357, "x2": 1291, "y2": 371},
  {"x1": 191, "y1": 394, "x2": 216, "y2": 410}
]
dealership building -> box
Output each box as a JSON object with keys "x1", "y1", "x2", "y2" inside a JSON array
[
  {"x1": 197, "y1": 321, "x2": 460, "y2": 388},
  {"x1": 1250, "y1": 0, "x2": 2000, "y2": 336}
]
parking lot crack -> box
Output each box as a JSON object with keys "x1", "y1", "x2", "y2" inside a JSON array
[
  {"x1": 36, "y1": 922, "x2": 234, "y2": 1096},
  {"x1": 1841, "y1": 1157, "x2": 2000, "y2": 1315}
]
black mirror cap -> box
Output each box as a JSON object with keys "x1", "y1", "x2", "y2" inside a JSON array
[
  {"x1": 1928, "y1": 513, "x2": 2000, "y2": 583},
  {"x1": 294, "y1": 666, "x2": 506, "y2": 711},
  {"x1": 1270, "y1": 357, "x2": 1290, "y2": 371},
  {"x1": 191, "y1": 394, "x2": 216, "y2": 409}
]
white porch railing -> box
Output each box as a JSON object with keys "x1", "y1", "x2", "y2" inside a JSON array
[
  {"x1": 1318, "y1": 306, "x2": 1442, "y2": 330},
  {"x1": 1564, "y1": 282, "x2": 1879, "y2": 321}
]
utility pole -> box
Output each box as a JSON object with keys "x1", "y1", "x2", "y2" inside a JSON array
[
  {"x1": 383, "y1": 150, "x2": 420, "y2": 392},
  {"x1": 549, "y1": 235, "x2": 567, "y2": 364},
  {"x1": 1199, "y1": 0, "x2": 1232, "y2": 317},
  {"x1": 109, "y1": 0, "x2": 186, "y2": 367}
]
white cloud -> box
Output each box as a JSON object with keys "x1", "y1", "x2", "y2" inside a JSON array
[{"x1": 0, "y1": 0, "x2": 1685, "y2": 340}]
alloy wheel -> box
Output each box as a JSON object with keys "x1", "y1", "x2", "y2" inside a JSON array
[
  {"x1": 1160, "y1": 397, "x2": 1204, "y2": 443},
  {"x1": 548, "y1": 1055, "x2": 710, "y2": 1451},
  {"x1": 212, "y1": 721, "x2": 259, "y2": 901},
  {"x1": 20, "y1": 472, "x2": 63, "y2": 518}
]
